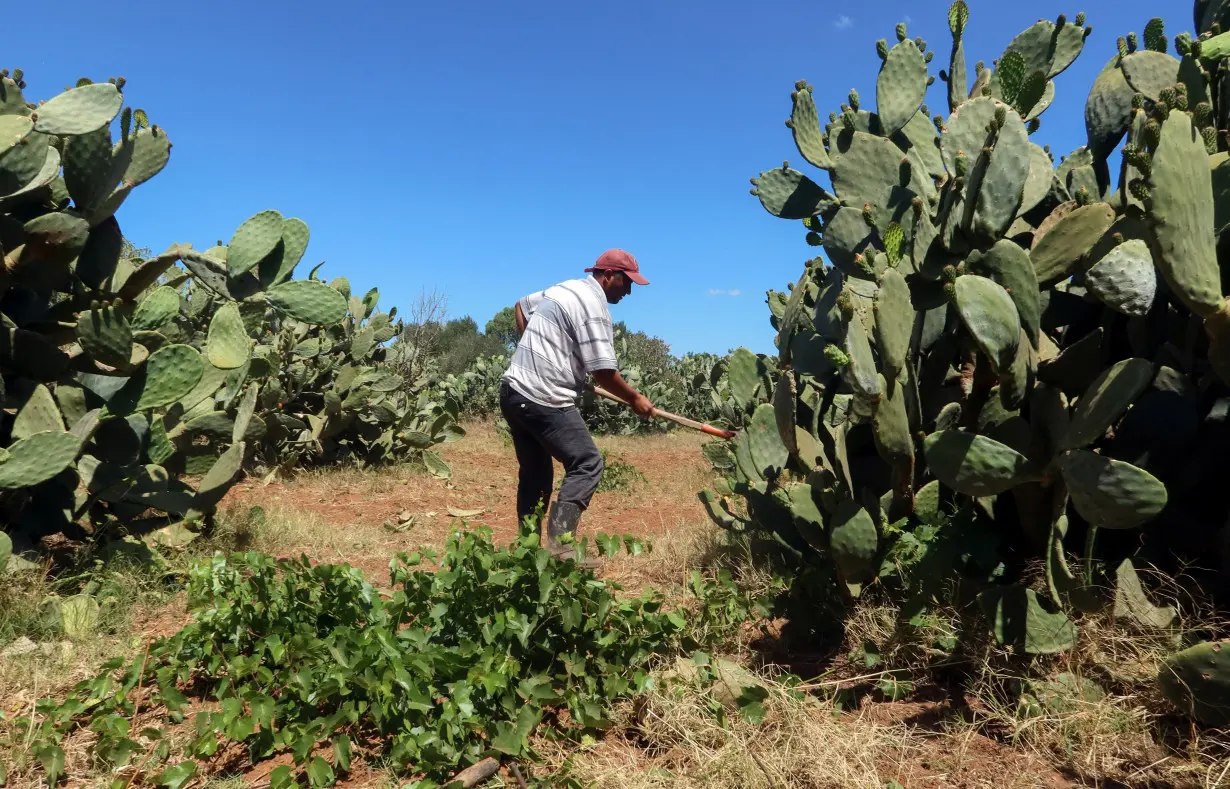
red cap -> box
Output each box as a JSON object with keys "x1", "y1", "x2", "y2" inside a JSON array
[{"x1": 585, "y1": 248, "x2": 649, "y2": 285}]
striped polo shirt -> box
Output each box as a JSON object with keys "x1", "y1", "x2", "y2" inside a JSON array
[{"x1": 502, "y1": 276, "x2": 617, "y2": 408}]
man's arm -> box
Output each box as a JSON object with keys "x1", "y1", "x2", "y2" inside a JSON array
[
  {"x1": 514, "y1": 302, "x2": 527, "y2": 337},
  {"x1": 591, "y1": 368, "x2": 654, "y2": 418}
]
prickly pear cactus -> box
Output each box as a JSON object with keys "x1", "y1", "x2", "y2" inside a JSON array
[
  {"x1": 1, "y1": 71, "x2": 462, "y2": 565},
  {"x1": 707, "y1": 2, "x2": 1230, "y2": 666}
]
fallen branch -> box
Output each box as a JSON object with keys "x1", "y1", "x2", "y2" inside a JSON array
[{"x1": 445, "y1": 757, "x2": 500, "y2": 788}]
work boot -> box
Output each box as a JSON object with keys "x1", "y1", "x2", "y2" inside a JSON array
[{"x1": 545, "y1": 500, "x2": 600, "y2": 570}]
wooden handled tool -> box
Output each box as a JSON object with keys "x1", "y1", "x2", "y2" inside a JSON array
[{"x1": 590, "y1": 385, "x2": 737, "y2": 439}]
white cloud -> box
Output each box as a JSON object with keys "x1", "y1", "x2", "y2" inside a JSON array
[
  {"x1": 707, "y1": 289, "x2": 742, "y2": 297},
  {"x1": 903, "y1": 14, "x2": 912, "y2": 23},
  {"x1": 834, "y1": 15, "x2": 853, "y2": 29}
]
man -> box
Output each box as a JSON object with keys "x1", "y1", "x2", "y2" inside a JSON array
[{"x1": 499, "y1": 249, "x2": 655, "y2": 565}]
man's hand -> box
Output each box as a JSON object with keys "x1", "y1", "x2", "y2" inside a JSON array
[{"x1": 592, "y1": 368, "x2": 654, "y2": 419}]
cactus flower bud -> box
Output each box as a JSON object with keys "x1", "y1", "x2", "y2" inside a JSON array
[
  {"x1": 1075, "y1": 186, "x2": 1092, "y2": 206},
  {"x1": 1112, "y1": 232, "x2": 1124, "y2": 245},
  {"x1": 1128, "y1": 178, "x2": 1151, "y2": 202},
  {"x1": 1075, "y1": 11, "x2": 1085, "y2": 26},
  {"x1": 862, "y1": 203, "x2": 875, "y2": 226},
  {"x1": 942, "y1": 265, "x2": 957, "y2": 282},
  {"x1": 1118, "y1": 36, "x2": 1127, "y2": 57},
  {"x1": 943, "y1": 282, "x2": 956, "y2": 300},
  {"x1": 1028, "y1": 118, "x2": 1041, "y2": 134},
  {"x1": 925, "y1": 50, "x2": 934, "y2": 63},
  {"x1": 896, "y1": 22, "x2": 907, "y2": 41},
  {"x1": 1126, "y1": 32, "x2": 1138, "y2": 52},
  {"x1": 876, "y1": 39, "x2": 889, "y2": 59},
  {"x1": 849, "y1": 89, "x2": 860, "y2": 111},
  {"x1": 994, "y1": 106, "x2": 1007, "y2": 126}
]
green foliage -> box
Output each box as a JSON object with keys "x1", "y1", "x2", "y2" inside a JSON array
[
  {"x1": 722, "y1": 0, "x2": 1230, "y2": 719},
  {"x1": 595, "y1": 451, "x2": 646, "y2": 493},
  {"x1": 5, "y1": 521, "x2": 758, "y2": 786},
  {"x1": 0, "y1": 72, "x2": 459, "y2": 568},
  {"x1": 483, "y1": 306, "x2": 519, "y2": 351}
]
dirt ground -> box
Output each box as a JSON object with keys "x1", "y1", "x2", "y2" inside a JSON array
[{"x1": 218, "y1": 420, "x2": 715, "y2": 581}]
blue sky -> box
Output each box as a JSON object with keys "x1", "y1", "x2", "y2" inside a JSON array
[{"x1": 20, "y1": 0, "x2": 1168, "y2": 356}]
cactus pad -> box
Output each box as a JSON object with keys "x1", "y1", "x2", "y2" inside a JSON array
[
  {"x1": 131, "y1": 286, "x2": 181, "y2": 332},
  {"x1": 954, "y1": 274, "x2": 1020, "y2": 371},
  {"x1": 1030, "y1": 202, "x2": 1116, "y2": 284},
  {"x1": 1158, "y1": 640, "x2": 1230, "y2": 726},
  {"x1": 699, "y1": 490, "x2": 740, "y2": 531},
  {"x1": 110, "y1": 344, "x2": 207, "y2": 415},
  {"x1": 727, "y1": 347, "x2": 763, "y2": 409},
  {"x1": 873, "y1": 374, "x2": 913, "y2": 466},
  {"x1": 789, "y1": 87, "x2": 833, "y2": 170},
  {"x1": 967, "y1": 240, "x2": 1041, "y2": 348},
  {"x1": 874, "y1": 267, "x2": 911, "y2": 384},
  {"x1": 1019, "y1": 143, "x2": 1055, "y2": 217},
  {"x1": 843, "y1": 309, "x2": 881, "y2": 398},
  {"x1": 206, "y1": 302, "x2": 252, "y2": 370},
  {"x1": 924, "y1": 429, "x2": 1035, "y2": 496},
  {"x1": 1084, "y1": 239, "x2": 1157, "y2": 317},
  {"x1": 1113, "y1": 558, "x2": 1177, "y2": 629},
  {"x1": 831, "y1": 132, "x2": 919, "y2": 228},
  {"x1": 60, "y1": 594, "x2": 101, "y2": 640},
  {"x1": 1058, "y1": 449, "x2": 1167, "y2": 529},
  {"x1": 967, "y1": 102, "x2": 1030, "y2": 239},
  {"x1": 1063, "y1": 357, "x2": 1153, "y2": 449},
  {"x1": 772, "y1": 366, "x2": 798, "y2": 447},
  {"x1": 1085, "y1": 57, "x2": 1135, "y2": 161},
  {"x1": 32, "y1": 83, "x2": 121, "y2": 135},
  {"x1": 266, "y1": 280, "x2": 349, "y2": 325},
  {"x1": 877, "y1": 38, "x2": 928, "y2": 136},
  {"x1": 978, "y1": 585, "x2": 1077, "y2": 654},
  {"x1": 748, "y1": 403, "x2": 789, "y2": 477},
  {"x1": 12, "y1": 384, "x2": 66, "y2": 441},
  {"x1": 226, "y1": 209, "x2": 284, "y2": 278},
  {"x1": 1119, "y1": 51, "x2": 1181, "y2": 101},
  {"x1": 751, "y1": 167, "x2": 839, "y2": 220},
  {"x1": 0, "y1": 430, "x2": 83, "y2": 489},
  {"x1": 787, "y1": 482, "x2": 826, "y2": 552},
  {"x1": 76, "y1": 303, "x2": 134, "y2": 369},
  {"x1": 829, "y1": 499, "x2": 879, "y2": 582},
  {"x1": 1148, "y1": 111, "x2": 1221, "y2": 318}
]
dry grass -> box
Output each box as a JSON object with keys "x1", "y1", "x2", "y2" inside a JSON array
[{"x1": 534, "y1": 666, "x2": 909, "y2": 788}]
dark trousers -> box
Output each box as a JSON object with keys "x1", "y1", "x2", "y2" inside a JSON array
[{"x1": 499, "y1": 381, "x2": 604, "y2": 527}]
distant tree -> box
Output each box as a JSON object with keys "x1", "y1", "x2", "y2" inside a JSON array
[{"x1": 484, "y1": 306, "x2": 519, "y2": 351}]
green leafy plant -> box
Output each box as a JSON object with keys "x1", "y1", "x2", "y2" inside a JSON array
[{"x1": 3, "y1": 520, "x2": 759, "y2": 786}]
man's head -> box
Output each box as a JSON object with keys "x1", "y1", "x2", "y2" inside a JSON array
[{"x1": 585, "y1": 249, "x2": 649, "y2": 304}]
